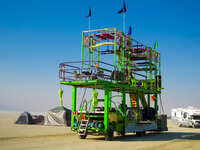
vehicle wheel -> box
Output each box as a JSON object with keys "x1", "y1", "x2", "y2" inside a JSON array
[
  {"x1": 120, "y1": 125, "x2": 125, "y2": 136},
  {"x1": 120, "y1": 131, "x2": 125, "y2": 136},
  {"x1": 192, "y1": 124, "x2": 196, "y2": 128},
  {"x1": 178, "y1": 123, "x2": 183, "y2": 127},
  {"x1": 105, "y1": 126, "x2": 114, "y2": 141},
  {"x1": 79, "y1": 134, "x2": 87, "y2": 139},
  {"x1": 105, "y1": 133, "x2": 112, "y2": 141},
  {"x1": 136, "y1": 131, "x2": 146, "y2": 137}
]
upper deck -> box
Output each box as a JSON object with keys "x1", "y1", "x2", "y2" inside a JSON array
[{"x1": 59, "y1": 28, "x2": 162, "y2": 94}]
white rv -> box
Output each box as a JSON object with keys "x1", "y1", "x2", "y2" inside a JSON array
[{"x1": 171, "y1": 106, "x2": 200, "y2": 128}]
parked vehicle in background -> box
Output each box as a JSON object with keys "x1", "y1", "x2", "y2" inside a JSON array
[{"x1": 171, "y1": 106, "x2": 200, "y2": 128}]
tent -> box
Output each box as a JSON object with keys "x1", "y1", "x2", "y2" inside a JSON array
[
  {"x1": 15, "y1": 112, "x2": 33, "y2": 124},
  {"x1": 15, "y1": 112, "x2": 44, "y2": 125},
  {"x1": 44, "y1": 106, "x2": 71, "y2": 126}
]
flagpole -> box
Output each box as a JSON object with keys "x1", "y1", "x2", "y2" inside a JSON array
[
  {"x1": 87, "y1": 8, "x2": 91, "y2": 31},
  {"x1": 123, "y1": 12, "x2": 125, "y2": 33},
  {"x1": 88, "y1": 16, "x2": 90, "y2": 31}
]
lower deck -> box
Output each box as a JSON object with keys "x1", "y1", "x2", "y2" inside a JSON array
[
  {"x1": 60, "y1": 80, "x2": 160, "y2": 94},
  {"x1": 61, "y1": 79, "x2": 164, "y2": 140}
]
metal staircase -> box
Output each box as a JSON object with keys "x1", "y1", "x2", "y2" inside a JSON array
[{"x1": 78, "y1": 119, "x2": 89, "y2": 137}]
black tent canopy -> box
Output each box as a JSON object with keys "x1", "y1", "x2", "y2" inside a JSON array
[{"x1": 15, "y1": 112, "x2": 33, "y2": 124}]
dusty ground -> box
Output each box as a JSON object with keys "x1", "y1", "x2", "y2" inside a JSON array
[{"x1": 0, "y1": 111, "x2": 200, "y2": 150}]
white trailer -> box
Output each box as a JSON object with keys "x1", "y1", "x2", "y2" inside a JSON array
[{"x1": 171, "y1": 106, "x2": 200, "y2": 128}]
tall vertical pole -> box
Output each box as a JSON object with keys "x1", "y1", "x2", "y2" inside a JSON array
[
  {"x1": 108, "y1": 89, "x2": 111, "y2": 108},
  {"x1": 122, "y1": 12, "x2": 126, "y2": 82},
  {"x1": 121, "y1": 33, "x2": 125, "y2": 81},
  {"x1": 97, "y1": 39, "x2": 100, "y2": 66},
  {"x1": 88, "y1": 15, "x2": 91, "y2": 71},
  {"x1": 114, "y1": 28, "x2": 117, "y2": 69},
  {"x1": 154, "y1": 51, "x2": 158, "y2": 79},
  {"x1": 145, "y1": 47, "x2": 148, "y2": 89},
  {"x1": 147, "y1": 94, "x2": 150, "y2": 108},
  {"x1": 159, "y1": 53, "x2": 161, "y2": 76},
  {"x1": 104, "y1": 84, "x2": 109, "y2": 133},
  {"x1": 136, "y1": 90, "x2": 140, "y2": 123},
  {"x1": 128, "y1": 51, "x2": 131, "y2": 84},
  {"x1": 121, "y1": 88, "x2": 126, "y2": 133},
  {"x1": 123, "y1": 13, "x2": 125, "y2": 34},
  {"x1": 149, "y1": 48, "x2": 152, "y2": 90},
  {"x1": 154, "y1": 93, "x2": 158, "y2": 119},
  {"x1": 71, "y1": 86, "x2": 77, "y2": 128},
  {"x1": 114, "y1": 28, "x2": 117, "y2": 82},
  {"x1": 88, "y1": 17, "x2": 91, "y2": 31},
  {"x1": 91, "y1": 38, "x2": 93, "y2": 71},
  {"x1": 121, "y1": 89, "x2": 126, "y2": 114},
  {"x1": 88, "y1": 38, "x2": 91, "y2": 71},
  {"x1": 81, "y1": 32, "x2": 84, "y2": 72},
  {"x1": 92, "y1": 88, "x2": 96, "y2": 112}
]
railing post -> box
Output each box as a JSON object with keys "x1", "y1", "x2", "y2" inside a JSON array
[{"x1": 62, "y1": 64, "x2": 65, "y2": 81}]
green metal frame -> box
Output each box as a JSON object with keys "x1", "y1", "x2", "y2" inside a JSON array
[{"x1": 60, "y1": 27, "x2": 162, "y2": 135}]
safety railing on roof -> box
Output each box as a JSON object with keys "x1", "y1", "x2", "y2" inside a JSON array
[
  {"x1": 58, "y1": 60, "x2": 159, "y2": 90},
  {"x1": 59, "y1": 61, "x2": 117, "y2": 82}
]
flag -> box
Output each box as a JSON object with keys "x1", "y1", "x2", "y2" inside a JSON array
[
  {"x1": 154, "y1": 41, "x2": 158, "y2": 50},
  {"x1": 86, "y1": 8, "x2": 91, "y2": 18},
  {"x1": 128, "y1": 26, "x2": 132, "y2": 35},
  {"x1": 118, "y1": 0, "x2": 127, "y2": 13}
]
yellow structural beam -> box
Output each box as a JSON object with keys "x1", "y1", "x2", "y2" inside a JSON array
[{"x1": 88, "y1": 42, "x2": 119, "y2": 49}]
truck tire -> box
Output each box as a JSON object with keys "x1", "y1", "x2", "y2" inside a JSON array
[
  {"x1": 120, "y1": 131, "x2": 125, "y2": 136},
  {"x1": 79, "y1": 134, "x2": 87, "y2": 139},
  {"x1": 178, "y1": 123, "x2": 183, "y2": 127},
  {"x1": 136, "y1": 131, "x2": 146, "y2": 137},
  {"x1": 105, "y1": 126, "x2": 114, "y2": 141}
]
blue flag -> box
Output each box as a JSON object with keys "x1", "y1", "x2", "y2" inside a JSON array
[
  {"x1": 118, "y1": 0, "x2": 127, "y2": 13},
  {"x1": 86, "y1": 8, "x2": 91, "y2": 17},
  {"x1": 128, "y1": 26, "x2": 132, "y2": 35}
]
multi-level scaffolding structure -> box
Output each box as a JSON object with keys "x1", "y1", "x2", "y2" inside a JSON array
[{"x1": 59, "y1": 27, "x2": 167, "y2": 140}]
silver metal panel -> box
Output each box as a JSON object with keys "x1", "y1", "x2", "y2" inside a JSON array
[{"x1": 125, "y1": 121, "x2": 157, "y2": 133}]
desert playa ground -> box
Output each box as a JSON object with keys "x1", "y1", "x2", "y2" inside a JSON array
[{"x1": 0, "y1": 111, "x2": 200, "y2": 150}]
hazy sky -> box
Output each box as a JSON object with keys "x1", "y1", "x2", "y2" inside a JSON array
[{"x1": 0, "y1": 0, "x2": 200, "y2": 115}]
